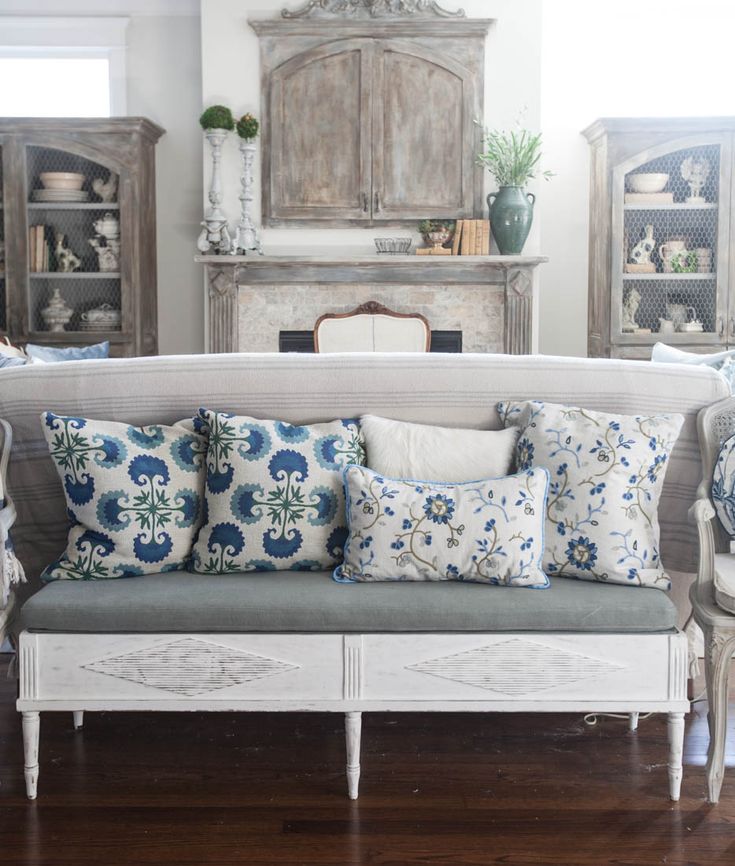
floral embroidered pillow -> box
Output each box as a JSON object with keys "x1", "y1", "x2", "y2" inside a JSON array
[
  {"x1": 42, "y1": 412, "x2": 206, "y2": 580},
  {"x1": 191, "y1": 411, "x2": 366, "y2": 573},
  {"x1": 711, "y1": 432, "x2": 735, "y2": 537},
  {"x1": 335, "y1": 464, "x2": 550, "y2": 587},
  {"x1": 498, "y1": 400, "x2": 684, "y2": 589}
]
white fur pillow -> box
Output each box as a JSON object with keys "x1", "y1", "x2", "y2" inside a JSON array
[{"x1": 360, "y1": 415, "x2": 519, "y2": 483}]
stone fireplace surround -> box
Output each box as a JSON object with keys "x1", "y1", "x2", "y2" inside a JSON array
[{"x1": 197, "y1": 252, "x2": 547, "y2": 354}]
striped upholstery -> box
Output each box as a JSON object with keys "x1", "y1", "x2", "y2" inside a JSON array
[{"x1": 0, "y1": 352, "x2": 727, "y2": 606}]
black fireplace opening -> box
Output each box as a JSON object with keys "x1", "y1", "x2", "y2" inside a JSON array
[{"x1": 279, "y1": 330, "x2": 462, "y2": 353}]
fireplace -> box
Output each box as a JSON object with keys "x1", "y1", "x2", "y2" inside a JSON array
[{"x1": 197, "y1": 251, "x2": 547, "y2": 354}]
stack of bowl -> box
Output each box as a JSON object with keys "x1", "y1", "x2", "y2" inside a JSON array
[{"x1": 32, "y1": 172, "x2": 88, "y2": 203}]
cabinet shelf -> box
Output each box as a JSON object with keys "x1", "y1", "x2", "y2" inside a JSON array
[
  {"x1": 28, "y1": 330, "x2": 127, "y2": 343},
  {"x1": 622, "y1": 272, "x2": 715, "y2": 280},
  {"x1": 624, "y1": 203, "x2": 718, "y2": 211},
  {"x1": 28, "y1": 272, "x2": 120, "y2": 279},
  {"x1": 27, "y1": 202, "x2": 119, "y2": 211}
]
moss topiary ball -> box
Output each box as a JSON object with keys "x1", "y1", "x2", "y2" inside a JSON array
[
  {"x1": 236, "y1": 113, "x2": 260, "y2": 140},
  {"x1": 199, "y1": 105, "x2": 234, "y2": 131}
]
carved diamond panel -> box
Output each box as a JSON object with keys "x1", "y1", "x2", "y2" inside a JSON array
[
  {"x1": 82, "y1": 638, "x2": 300, "y2": 697},
  {"x1": 407, "y1": 639, "x2": 624, "y2": 696}
]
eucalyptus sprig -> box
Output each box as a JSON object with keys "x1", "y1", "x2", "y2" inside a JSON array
[{"x1": 477, "y1": 126, "x2": 554, "y2": 187}]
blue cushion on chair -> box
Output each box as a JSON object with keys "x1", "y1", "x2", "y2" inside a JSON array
[
  {"x1": 651, "y1": 342, "x2": 735, "y2": 391},
  {"x1": 26, "y1": 341, "x2": 109, "y2": 363}
]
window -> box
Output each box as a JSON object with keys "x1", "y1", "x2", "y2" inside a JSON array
[
  {"x1": 0, "y1": 17, "x2": 128, "y2": 116},
  {"x1": 0, "y1": 56, "x2": 111, "y2": 117}
]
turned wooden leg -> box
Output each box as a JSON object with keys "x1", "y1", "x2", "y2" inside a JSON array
[
  {"x1": 73, "y1": 711, "x2": 84, "y2": 730},
  {"x1": 629, "y1": 712, "x2": 639, "y2": 732},
  {"x1": 667, "y1": 711, "x2": 685, "y2": 801},
  {"x1": 22, "y1": 711, "x2": 40, "y2": 800},
  {"x1": 704, "y1": 631, "x2": 735, "y2": 803},
  {"x1": 345, "y1": 711, "x2": 362, "y2": 800}
]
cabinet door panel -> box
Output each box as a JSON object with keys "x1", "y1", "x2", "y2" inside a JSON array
[
  {"x1": 270, "y1": 42, "x2": 371, "y2": 222},
  {"x1": 373, "y1": 42, "x2": 474, "y2": 220}
]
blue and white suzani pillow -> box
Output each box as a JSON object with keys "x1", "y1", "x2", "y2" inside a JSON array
[
  {"x1": 335, "y1": 465, "x2": 550, "y2": 587},
  {"x1": 712, "y1": 432, "x2": 735, "y2": 538},
  {"x1": 191, "y1": 411, "x2": 366, "y2": 573},
  {"x1": 498, "y1": 400, "x2": 683, "y2": 590},
  {"x1": 41, "y1": 412, "x2": 206, "y2": 580}
]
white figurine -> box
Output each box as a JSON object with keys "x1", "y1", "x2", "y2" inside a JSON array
[
  {"x1": 622, "y1": 286, "x2": 641, "y2": 332},
  {"x1": 89, "y1": 237, "x2": 120, "y2": 273},
  {"x1": 92, "y1": 171, "x2": 118, "y2": 203},
  {"x1": 54, "y1": 232, "x2": 81, "y2": 273},
  {"x1": 629, "y1": 225, "x2": 655, "y2": 265},
  {"x1": 681, "y1": 156, "x2": 710, "y2": 204}
]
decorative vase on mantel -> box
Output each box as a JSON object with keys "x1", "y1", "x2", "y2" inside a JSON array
[{"x1": 486, "y1": 186, "x2": 535, "y2": 256}]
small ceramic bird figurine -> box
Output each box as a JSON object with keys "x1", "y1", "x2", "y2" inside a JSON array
[{"x1": 92, "y1": 171, "x2": 118, "y2": 203}]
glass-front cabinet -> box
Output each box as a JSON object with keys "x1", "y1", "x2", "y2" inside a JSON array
[
  {"x1": 0, "y1": 118, "x2": 163, "y2": 357},
  {"x1": 584, "y1": 118, "x2": 735, "y2": 359}
]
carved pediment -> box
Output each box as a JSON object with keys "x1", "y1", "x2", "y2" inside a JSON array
[{"x1": 282, "y1": 0, "x2": 465, "y2": 19}]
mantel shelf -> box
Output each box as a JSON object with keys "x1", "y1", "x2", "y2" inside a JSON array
[{"x1": 196, "y1": 254, "x2": 548, "y2": 267}]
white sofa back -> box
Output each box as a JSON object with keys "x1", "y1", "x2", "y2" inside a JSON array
[{"x1": 0, "y1": 352, "x2": 727, "y2": 596}]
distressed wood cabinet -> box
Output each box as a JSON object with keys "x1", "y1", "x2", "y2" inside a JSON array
[
  {"x1": 0, "y1": 118, "x2": 164, "y2": 357},
  {"x1": 583, "y1": 117, "x2": 735, "y2": 359},
  {"x1": 251, "y1": 14, "x2": 491, "y2": 226}
]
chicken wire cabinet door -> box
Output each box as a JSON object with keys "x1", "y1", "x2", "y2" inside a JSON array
[{"x1": 584, "y1": 119, "x2": 735, "y2": 359}]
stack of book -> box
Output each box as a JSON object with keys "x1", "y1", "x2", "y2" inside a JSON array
[
  {"x1": 453, "y1": 219, "x2": 490, "y2": 255},
  {"x1": 28, "y1": 224, "x2": 51, "y2": 273}
]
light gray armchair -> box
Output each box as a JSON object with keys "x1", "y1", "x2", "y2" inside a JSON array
[{"x1": 690, "y1": 394, "x2": 735, "y2": 802}]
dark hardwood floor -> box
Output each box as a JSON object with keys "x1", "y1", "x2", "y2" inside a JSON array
[{"x1": 0, "y1": 655, "x2": 734, "y2": 866}]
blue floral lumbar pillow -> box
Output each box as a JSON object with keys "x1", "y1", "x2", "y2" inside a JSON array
[
  {"x1": 335, "y1": 464, "x2": 550, "y2": 587},
  {"x1": 191, "y1": 411, "x2": 366, "y2": 573},
  {"x1": 42, "y1": 412, "x2": 206, "y2": 580},
  {"x1": 498, "y1": 400, "x2": 684, "y2": 589}
]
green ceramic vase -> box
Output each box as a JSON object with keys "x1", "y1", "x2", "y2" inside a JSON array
[{"x1": 487, "y1": 186, "x2": 536, "y2": 255}]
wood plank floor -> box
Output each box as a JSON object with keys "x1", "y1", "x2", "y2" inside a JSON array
[{"x1": 0, "y1": 656, "x2": 734, "y2": 866}]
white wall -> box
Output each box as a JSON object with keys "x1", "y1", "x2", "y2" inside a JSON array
[
  {"x1": 127, "y1": 14, "x2": 204, "y2": 354},
  {"x1": 540, "y1": 0, "x2": 735, "y2": 357},
  {"x1": 200, "y1": 0, "x2": 543, "y2": 256}
]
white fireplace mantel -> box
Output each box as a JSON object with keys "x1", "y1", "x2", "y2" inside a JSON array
[{"x1": 196, "y1": 251, "x2": 548, "y2": 354}]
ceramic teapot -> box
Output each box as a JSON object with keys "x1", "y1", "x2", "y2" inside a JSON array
[{"x1": 92, "y1": 213, "x2": 120, "y2": 239}]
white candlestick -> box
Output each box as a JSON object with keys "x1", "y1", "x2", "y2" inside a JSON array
[{"x1": 234, "y1": 139, "x2": 263, "y2": 255}]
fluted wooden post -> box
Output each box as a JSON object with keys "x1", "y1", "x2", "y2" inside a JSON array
[
  {"x1": 207, "y1": 266, "x2": 238, "y2": 353},
  {"x1": 504, "y1": 267, "x2": 534, "y2": 354}
]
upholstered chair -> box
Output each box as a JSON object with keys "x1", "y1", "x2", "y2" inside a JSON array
[
  {"x1": 691, "y1": 394, "x2": 735, "y2": 802},
  {"x1": 314, "y1": 301, "x2": 430, "y2": 353}
]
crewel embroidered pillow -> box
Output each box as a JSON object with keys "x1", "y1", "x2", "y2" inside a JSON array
[
  {"x1": 498, "y1": 400, "x2": 684, "y2": 589},
  {"x1": 191, "y1": 411, "x2": 366, "y2": 573},
  {"x1": 335, "y1": 464, "x2": 550, "y2": 587},
  {"x1": 711, "y1": 431, "x2": 735, "y2": 537},
  {"x1": 42, "y1": 412, "x2": 206, "y2": 580}
]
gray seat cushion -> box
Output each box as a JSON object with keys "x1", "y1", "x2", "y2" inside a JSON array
[{"x1": 18, "y1": 571, "x2": 677, "y2": 634}]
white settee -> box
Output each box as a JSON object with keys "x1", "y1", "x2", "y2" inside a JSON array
[{"x1": 1, "y1": 352, "x2": 728, "y2": 801}]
